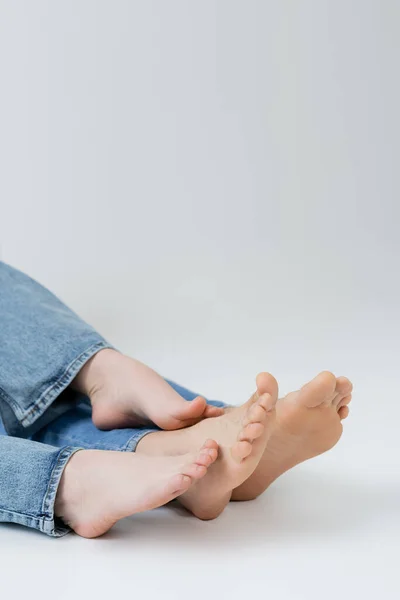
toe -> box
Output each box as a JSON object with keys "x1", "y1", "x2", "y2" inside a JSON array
[
  {"x1": 181, "y1": 396, "x2": 207, "y2": 419},
  {"x1": 338, "y1": 394, "x2": 352, "y2": 409},
  {"x1": 338, "y1": 406, "x2": 350, "y2": 420},
  {"x1": 239, "y1": 422, "x2": 265, "y2": 442},
  {"x1": 256, "y1": 372, "x2": 279, "y2": 399},
  {"x1": 336, "y1": 376, "x2": 353, "y2": 397},
  {"x1": 169, "y1": 397, "x2": 220, "y2": 429},
  {"x1": 167, "y1": 474, "x2": 192, "y2": 496},
  {"x1": 258, "y1": 392, "x2": 277, "y2": 412},
  {"x1": 204, "y1": 405, "x2": 225, "y2": 418},
  {"x1": 297, "y1": 371, "x2": 337, "y2": 408},
  {"x1": 244, "y1": 403, "x2": 267, "y2": 425},
  {"x1": 195, "y1": 443, "x2": 219, "y2": 466},
  {"x1": 183, "y1": 463, "x2": 208, "y2": 480},
  {"x1": 202, "y1": 439, "x2": 219, "y2": 452},
  {"x1": 195, "y1": 451, "x2": 215, "y2": 467},
  {"x1": 231, "y1": 440, "x2": 253, "y2": 462},
  {"x1": 243, "y1": 393, "x2": 275, "y2": 426}
]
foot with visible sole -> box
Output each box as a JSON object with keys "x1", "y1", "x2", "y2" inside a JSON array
[
  {"x1": 136, "y1": 373, "x2": 278, "y2": 520},
  {"x1": 231, "y1": 371, "x2": 353, "y2": 501},
  {"x1": 72, "y1": 349, "x2": 224, "y2": 431},
  {"x1": 55, "y1": 440, "x2": 219, "y2": 538}
]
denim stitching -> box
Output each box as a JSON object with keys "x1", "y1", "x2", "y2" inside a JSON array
[
  {"x1": 41, "y1": 446, "x2": 83, "y2": 520},
  {"x1": 20, "y1": 341, "x2": 112, "y2": 427}
]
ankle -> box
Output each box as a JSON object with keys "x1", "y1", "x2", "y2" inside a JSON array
[{"x1": 71, "y1": 348, "x2": 120, "y2": 398}]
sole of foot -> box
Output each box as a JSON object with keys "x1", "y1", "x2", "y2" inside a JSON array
[
  {"x1": 74, "y1": 349, "x2": 224, "y2": 431},
  {"x1": 55, "y1": 440, "x2": 219, "y2": 538},
  {"x1": 136, "y1": 373, "x2": 279, "y2": 520},
  {"x1": 231, "y1": 371, "x2": 353, "y2": 501}
]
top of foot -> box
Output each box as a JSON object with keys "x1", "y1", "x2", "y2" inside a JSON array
[
  {"x1": 55, "y1": 439, "x2": 219, "y2": 538},
  {"x1": 232, "y1": 371, "x2": 353, "y2": 501},
  {"x1": 72, "y1": 349, "x2": 224, "y2": 431},
  {"x1": 137, "y1": 373, "x2": 279, "y2": 520}
]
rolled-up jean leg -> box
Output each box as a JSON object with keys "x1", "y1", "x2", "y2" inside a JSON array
[
  {"x1": 0, "y1": 435, "x2": 82, "y2": 536},
  {"x1": 0, "y1": 261, "x2": 113, "y2": 437}
]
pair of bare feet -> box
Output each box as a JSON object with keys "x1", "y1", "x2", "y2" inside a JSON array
[{"x1": 56, "y1": 350, "x2": 353, "y2": 538}]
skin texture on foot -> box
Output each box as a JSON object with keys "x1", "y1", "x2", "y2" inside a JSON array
[
  {"x1": 55, "y1": 440, "x2": 219, "y2": 538},
  {"x1": 136, "y1": 373, "x2": 278, "y2": 520},
  {"x1": 72, "y1": 349, "x2": 224, "y2": 431},
  {"x1": 231, "y1": 371, "x2": 353, "y2": 501}
]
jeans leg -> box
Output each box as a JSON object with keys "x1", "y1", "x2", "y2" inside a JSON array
[
  {"x1": 0, "y1": 261, "x2": 113, "y2": 437},
  {"x1": 0, "y1": 435, "x2": 82, "y2": 536}
]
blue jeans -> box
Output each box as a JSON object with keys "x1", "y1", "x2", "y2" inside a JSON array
[{"x1": 0, "y1": 262, "x2": 225, "y2": 537}]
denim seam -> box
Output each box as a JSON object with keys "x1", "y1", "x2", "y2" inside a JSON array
[
  {"x1": 0, "y1": 446, "x2": 80, "y2": 537},
  {"x1": 3, "y1": 341, "x2": 112, "y2": 428},
  {"x1": 39, "y1": 431, "x2": 124, "y2": 451},
  {"x1": 122, "y1": 429, "x2": 156, "y2": 452},
  {"x1": 38, "y1": 429, "x2": 157, "y2": 453},
  {"x1": 0, "y1": 508, "x2": 70, "y2": 536},
  {"x1": 40, "y1": 445, "x2": 84, "y2": 536},
  {"x1": 0, "y1": 386, "x2": 20, "y2": 420}
]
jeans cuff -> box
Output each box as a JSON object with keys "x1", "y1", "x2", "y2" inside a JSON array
[
  {"x1": 20, "y1": 341, "x2": 112, "y2": 428},
  {"x1": 40, "y1": 446, "x2": 83, "y2": 537},
  {"x1": 0, "y1": 340, "x2": 113, "y2": 437}
]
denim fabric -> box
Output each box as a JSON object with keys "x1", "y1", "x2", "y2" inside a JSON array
[
  {"x1": 0, "y1": 435, "x2": 82, "y2": 536},
  {"x1": 28, "y1": 379, "x2": 226, "y2": 452},
  {"x1": 0, "y1": 261, "x2": 226, "y2": 537},
  {"x1": 0, "y1": 379, "x2": 225, "y2": 537},
  {"x1": 0, "y1": 261, "x2": 111, "y2": 536},
  {"x1": 0, "y1": 261, "x2": 112, "y2": 437}
]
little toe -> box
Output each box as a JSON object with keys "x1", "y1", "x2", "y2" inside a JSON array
[
  {"x1": 231, "y1": 440, "x2": 253, "y2": 462},
  {"x1": 338, "y1": 394, "x2": 352, "y2": 409},
  {"x1": 332, "y1": 392, "x2": 343, "y2": 407},
  {"x1": 338, "y1": 406, "x2": 350, "y2": 420},
  {"x1": 238, "y1": 422, "x2": 265, "y2": 442}
]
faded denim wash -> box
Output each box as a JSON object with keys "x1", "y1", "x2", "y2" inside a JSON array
[{"x1": 0, "y1": 261, "x2": 225, "y2": 537}]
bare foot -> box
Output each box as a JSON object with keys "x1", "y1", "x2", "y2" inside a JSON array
[
  {"x1": 136, "y1": 373, "x2": 278, "y2": 520},
  {"x1": 55, "y1": 440, "x2": 218, "y2": 538},
  {"x1": 231, "y1": 372, "x2": 353, "y2": 501},
  {"x1": 72, "y1": 349, "x2": 224, "y2": 431}
]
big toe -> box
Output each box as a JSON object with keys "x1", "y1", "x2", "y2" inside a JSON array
[
  {"x1": 256, "y1": 372, "x2": 279, "y2": 400},
  {"x1": 168, "y1": 396, "x2": 209, "y2": 428},
  {"x1": 297, "y1": 371, "x2": 337, "y2": 408}
]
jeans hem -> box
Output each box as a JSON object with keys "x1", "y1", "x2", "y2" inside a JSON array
[
  {"x1": 14, "y1": 341, "x2": 112, "y2": 429},
  {"x1": 123, "y1": 429, "x2": 158, "y2": 452},
  {"x1": 40, "y1": 445, "x2": 84, "y2": 537}
]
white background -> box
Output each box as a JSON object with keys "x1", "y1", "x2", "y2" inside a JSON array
[{"x1": 1, "y1": 1, "x2": 399, "y2": 599}]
